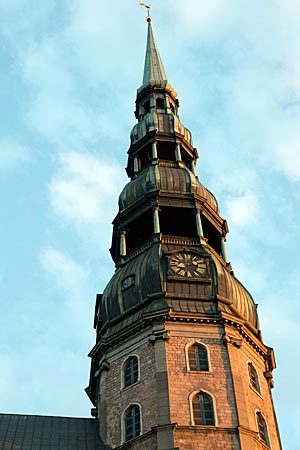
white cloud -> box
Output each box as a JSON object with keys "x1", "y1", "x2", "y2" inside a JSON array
[
  {"x1": 161, "y1": 0, "x2": 236, "y2": 34},
  {"x1": 65, "y1": 0, "x2": 143, "y2": 84},
  {"x1": 39, "y1": 247, "x2": 96, "y2": 339},
  {"x1": 21, "y1": 36, "x2": 98, "y2": 145},
  {"x1": 225, "y1": 192, "x2": 258, "y2": 227},
  {"x1": 49, "y1": 151, "x2": 125, "y2": 225},
  {"x1": 40, "y1": 247, "x2": 88, "y2": 290},
  {"x1": 25, "y1": 91, "x2": 96, "y2": 144},
  {"x1": 233, "y1": 262, "x2": 267, "y2": 295},
  {"x1": 0, "y1": 139, "x2": 30, "y2": 172},
  {"x1": 276, "y1": 0, "x2": 300, "y2": 22},
  {"x1": 0, "y1": 0, "x2": 55, "y2": 39},
  {"x1": 272, "y1": 117, "x2": 300, "y2": 180}
]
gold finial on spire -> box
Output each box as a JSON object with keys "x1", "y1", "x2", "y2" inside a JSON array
[{"x1": 140, "y1": 1, "x2": 152, "y2": 22}]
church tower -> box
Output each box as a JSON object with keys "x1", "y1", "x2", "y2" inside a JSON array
[{"x1": 86, "y1": 17, "x2": 282, "y2": 450}]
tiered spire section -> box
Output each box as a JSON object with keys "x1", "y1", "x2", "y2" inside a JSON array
[{"x1": 143, "y1": 20, "x2": 167, "y2": 85}]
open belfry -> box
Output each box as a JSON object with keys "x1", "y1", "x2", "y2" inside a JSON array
[{"x1": 86, "y1": 14, "x2": 282, "y2": 450}]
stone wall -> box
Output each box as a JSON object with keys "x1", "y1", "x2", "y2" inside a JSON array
[
  {"x1": 99, "y1": 335, "x2": 158, "y2": 448},
  {"x1": 165, "y1": 322, "x2": 239, "y2": 428},
  {"x1": 225, "y1": 327, "x2": 281, "y2": 450},
  {"x1": 174, "y1": 427, "x2": 240, "y2": 450},
  {"x1": 97, "y1": 320, "x2": 281, "y2": 450}
]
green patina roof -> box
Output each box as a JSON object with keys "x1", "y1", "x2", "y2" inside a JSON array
[{"x1": 143, "y1": 21, "x2": 167, "y2": 85}]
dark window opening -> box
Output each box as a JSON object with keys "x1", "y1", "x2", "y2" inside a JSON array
[
  {"x1": 122, "y1": 276, "x2": 137, "y2": 311},
  {"x1": 192, "y1": 392, "x2": 215, "y2": 425},
  {"x1": 256, "y1": 412, "x2": 270, "y2": 447},
  {"x1": 94, "y1": 293, "x2": 103, "y2": 329},
  {"x1": 160, "y1": 207, "x2": 197, "y2": 238},
  {"x1": 156, "y1": 97, "x2": 165, "y2": 108},
  {"x1": 123, "y1": 356, "x2": 139, "y2": 388},
  {"x1": 157, "y1": 142, "x2": 176, "y2": 162},
  {"x1": 122, "y1": 285, "x2": 137, "y2": 310},
  {"x1": 126, "y1": 209, "x2": 153, "y2": 254},
  {"x1": 138, "y1": 144, "x2": 152, "y2": 170},
  {"x1": 170, "y1": 103, "x2": 175, "y2": 114},
  {"x1": 188, "y1": 344, "x2": 209, "y2": 371},
  {"x1": 248, "y1": 363, "x2": 261, "y2": 393},
  {"x1": 201, "y1": 215, "x2": 222, "y2": 256},
  {"x1": 126, "y1": 157, "x2": 134, "y2": 179},
  {"x1": 181, "y1": 148, "x2": 193, "y2": 169},
  {"x1": 143, "y1": 100, "x2": 150, "y2": 113},
  {"x1": 124, "y1": 404, "x2": 141, "y2": 441}
]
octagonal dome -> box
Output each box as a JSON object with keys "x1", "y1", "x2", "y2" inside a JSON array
[
  {"x1": 98, "y1": 244, "x2": 259, "y2": 338},
  {"x1": 118, "y1": 165, "x2": 219, "y2": 213}
]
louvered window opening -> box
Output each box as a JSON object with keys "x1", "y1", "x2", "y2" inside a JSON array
[
  {"x1": 192, "y1": 393, "x2": 215, "y2": 425},
  {"x1": 256, "y1": 412, "x2": 270, "y2": 447},
  {"x1": 124, "y1": 356, "x2": 139, "y2": 388},
  {"x1": 188, "y1": 344, "x2": 209, "y2": 371},
  {"x1": 248, "y1": 363, "x2": 261, "y2": 393},
  {"x1": 125, "y1": 405, "x2": 141, "y2": 441}
]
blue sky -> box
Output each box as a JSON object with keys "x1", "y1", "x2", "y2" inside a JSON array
[{"x1": 1, "y1": 1, "x2": 299, "y2": 448}]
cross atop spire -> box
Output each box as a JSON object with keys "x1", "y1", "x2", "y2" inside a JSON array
[
  {"x1": 140, "y1": 1, "x2": 152, "y2": 17},
  {"x1": 142, "y1": 20, "x2": 167, "y2": 86}
]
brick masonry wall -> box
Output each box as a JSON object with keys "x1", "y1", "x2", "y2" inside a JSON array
[
  {"x1": 165, "y1": 321, "x2": 281, "y2": 450},
  {"x1": 227, "y1": 335, "x2": 281, "y2": 450},
  {"x1": 165, "y1": 323, "x2": 239, "y2": 428},
  {"x1": 115, "y1": 432, "x2": 157, "y2": 450},
  {"x1": 165, "y1": 322, "x2": 241, "y2": 449},
  {"x1": 97, "y1": 321, "x2": 281, "y2": 450},
  {"x1": 99, "y1": 340, "x2": 158, "y2": 448},
  {"x1": 174, "y1": 427, "x2": 240, "y2": 450}
]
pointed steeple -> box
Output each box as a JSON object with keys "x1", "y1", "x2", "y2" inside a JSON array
[{"x1": 142, "y1": 19, "x2": 167, "y2": 85}]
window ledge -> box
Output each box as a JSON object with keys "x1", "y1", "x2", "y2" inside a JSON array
[
  {"x1": 121, "y1": 379, "x2": 141, "y2": 392},
  {"x1": 249, "y1": 384, "x2": 263, "y2": 399},
  {"x1": 186, "y1": 369, "x2": 211, "y2": 374}
]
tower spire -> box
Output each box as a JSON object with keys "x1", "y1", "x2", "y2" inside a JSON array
[
  {"x1": 87, "y1": 18, "x2": 282, "y2": 450},
  {"x1": 142, "y1": 19, "x2": 167, "y2": 85}
]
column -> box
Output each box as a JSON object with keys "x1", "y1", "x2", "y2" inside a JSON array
[
  {"x1": 153, "y1": 206, "x2": 160, "y2": 234},
  {"x1": 152, "y1": 141, "x2": 158, "y2": 164},
  {"x1": 195, "y1": 210, "x2": 203, "y2": 238},
  {"x1": 175, "y1": 144, "x2": 182, "y2": 162},
  {"x1": 221, "y1": 237, "x2": 228, "y2": 263},
  {"x1": 120, "y1": 229, "x2": 127, "y2": 257},
  {"x1": 134, "y1": 157, "x2": 139, "y2": 175},
  {"x1": 191, "y1": 159, "x2": 196, "y2": 175}
]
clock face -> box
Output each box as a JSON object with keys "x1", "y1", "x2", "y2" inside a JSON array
[{"x1": 169, "y1": 253, "x2": 207, "y2": 278}]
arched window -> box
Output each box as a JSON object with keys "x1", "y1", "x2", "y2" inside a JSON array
[
  {"x1": 124, "y1": 404, "x2": 141, "y2": 442},
  {"x1": 192, "y1": 392, "x2": 215, "y2": 425},
  {"x1": 256, "y1": 412, "x2": 270, "y2": 447},
  {"x1": 248, "y1": 362, "x2": 261, "y2": 394},
  {"x1": 188, "y1": 343, "x2": 209, "y2": 371},
  {"x1": 123, "y1": 356, "x2": 139, "y2": 388}
]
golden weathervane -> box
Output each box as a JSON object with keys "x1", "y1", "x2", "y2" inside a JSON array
[{"x1": 140, "y1": 1, "x2": 152, "y2": 20}]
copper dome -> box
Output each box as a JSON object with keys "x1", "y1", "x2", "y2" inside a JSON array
[
  {"x1": 98, "y1": 244, "x2": 259, "y2": 338},
  {"x1": 118, "y1": 165, "x2": 219, "y2": 213}
]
